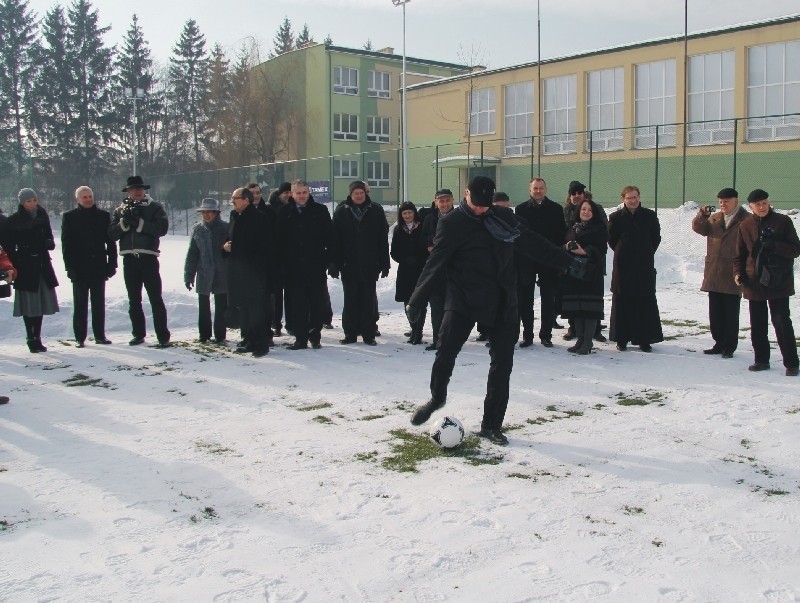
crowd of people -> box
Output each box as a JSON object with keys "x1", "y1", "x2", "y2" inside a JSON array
[{"x1": 0, "y1": 175, "x2": 797, "y2": 424}]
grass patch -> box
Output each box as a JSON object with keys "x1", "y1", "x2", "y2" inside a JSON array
[
  {"x1": 615, "y1": 389, "x2": 665, "y2": 407},
  {"x1": 740, "y1": 439, "x2": 751, "y2": 449},
  {"x1": 662, "y1": 319, "x2": 701, "y2": 327},
  {"x1": 190, "y1": 507, "x2": 218, "y2": 523},
  {"x1": 297, "y1": 402, "x2": 332, "y2": 412},
  {"x1": 359, "y1": 413, "x2": 386, "y2": 421},
  {"x1": 787, "y1": 407, "x2": 800, "y2": 415},
  {"x1": 381, "y1": 429, "x2": 501, "y2": 473},
  {"x1": 355, "y1": 451, "x2": 379, "y2": 462},
  {"x1": 652, "y1": 539, "x2": 665, "y2": 547},
  {"x1": 622, "y1": 505, "x2": 645, "y2": 515},
  {"x1": 313, "y1": 415, "x2": 333, "y2": 424},
  {"x1": 764, "y1": 489, "x2": 790, "y2": 496},
  {"x1": 62, "y1": 373, "x2": 112, "y2": 388},
  {"x1": 527, "y1": 406, "x2": 585, "y2": 424},
  {"x1": 195, "y1": 441, "x2": 234, "y2": 455},
  {"x1": 507, "y1": 472, "x2": 533, "y2": 479}
]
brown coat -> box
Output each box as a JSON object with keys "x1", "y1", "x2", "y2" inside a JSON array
[
  {"x1": 691, "y1": 206, "x2": 747, "y2": 295},
  {"x1": 733, "y1": 209, "x2": 800, "y2": 301}
]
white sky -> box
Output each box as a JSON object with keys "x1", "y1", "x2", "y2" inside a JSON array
[{"x1": 23, "y1": 0, "x2": 800, "y2": 70}]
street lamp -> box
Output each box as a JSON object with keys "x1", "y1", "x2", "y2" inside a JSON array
[
  {"x1": 392, "y1": 0, "x2": 410, "y2": 203},
  {"x1": 124, "y1": 87, "x2": 145, "y2": 176}
]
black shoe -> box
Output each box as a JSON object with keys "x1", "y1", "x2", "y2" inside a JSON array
[
  {"x1": 404, "y1": 330, "x2": 412, "y2": 337},
  {"x1": 553, "y1": 321, "x2": 565, "y2": 329},
  {"x1": 129, "y1": 337, "x2": 145, "y2": 346},
  {"x1": 76, "y1": 341, "x2": 85, "y2": 348},
  {"x1": 251, "y1": 348, "x2": 268, "y2": 358},
  {"x1": 704, "y1": 347, "x2": 722, "y2": 355},
  {"x1": 567, "y1": 339, "x2": 583, "y2": 353},
  {"x1": 425, "y1": 343, "x2": 438, "y2": 351},
  {"x1": 786, "y1": 367, "x2": 799, "y2": 377},
  {"x1": 375, "y1": 330, "x2": 381, "y2": 337},
  {"x1": 540, "y1": 338, "x2": 553, "y2": 348},
  {"x1": 721, "y1": 351, "x2": 734, "y2": 359},
  {"x1": 639, "y1": 344, "x2": 652, "y2": 352},
  {"x1": 95, "y1": 337, "x2": 112, "y2": 345},
  {"x1": 519, "y1": 339, "x2": 534, "y2": 348},
  {"x1": 410, "y1": 398, "x2": 445, "y2": 425},
  {"x1": 0, "y1": 396, "x2": 9, "y2": 404},
  {"x1": 475, "y1": 333, "x2": 488, "y2": 342},
  {"x1": 323, "y1": 323, "x2": 334, "y2": 330},
  {"x1": 27, "y1": 339, "x2": 40, "y2": 353},
  {"x1": 340, "y1": 336, "x2": 357, "y2": 345},
  {"x1": 272, "y1": 327, "x2": 282, "y2": 337},
  {"x1": 616, "y1": 342, "x2": 628, "y2": 351},
  {"x1": 363, "y1": 338, "x2": 377, "y2": 346},
  {"x1": 311, "y1": 341, "x2": 321, "y2": 350},
  {"x1": 593, "y1": 333, "x2": 607, "y2": 343},
  {"x1": 286, "y1": 341, "x2": 308, "y2": 350},
  {"x1": 748, "y1": 362, "x2": 770, "y2": 372},
  {"x1": 155, "y1": 341, "x2": 172, "y2": 349},
  {"x1": 214, "y1": 338, "x2": 227, "y2": 345},
  {"x1": 562, "y1": 328, "x2": 576, "y2": 341},
  {"x1": 478, "y1": 428, "x2": 509, "y2": 446},
  {"x1": 234, "y1": 346, "x2": 251, "y2": 354},
  {"x1": 198, "y1": 337, "x2": 210, "y2": 343}
]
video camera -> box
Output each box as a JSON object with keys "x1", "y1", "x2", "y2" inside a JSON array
[{"x1": 119, "y1": 197, "x2": 145, "y2": 220}]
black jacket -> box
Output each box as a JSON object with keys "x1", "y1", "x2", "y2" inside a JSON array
[
  {"x1": 391, "y1": 221, "x2": 427, "y2": 302},
  {"x1": 409, "y1": 204, "x2": 573, "y2": 326},
  {"x1": 276, "y1": 197, "x2": 334, "y2": 284},
  {"x1": 331, "y1": 197, "x2": 390, "y2": 282},
  {"x1": 515, "y1": 196, "x2": 566, "y2": 275},
  {"x1": 1, "y1": 205, "x2": 58, "y2": 292},
  {"x1": 608, "y1": 205, "x2": 661, "y2": 295},
  {"x1": 108, "y1": 196, "x2": 168, "y2": 256},
  {"x1": 225, "y1": 203, "x2": 275, "y2": 304},
  {"x1": 62, "y1": 205, "x2": 117, "y2": 283}
]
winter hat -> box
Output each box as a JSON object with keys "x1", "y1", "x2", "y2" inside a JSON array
[
  {"x1": 122, "y1": 175, "x2": 150, "y2": 191},
  {"x1": 467, "y1": 175, "x2": 495, "y2": 207},
  {"x1": 492, "y1": 192, "x2": 510, "y2": 202},
  {"x1": 278, "y1": 181, "x2": 292, "y2": 194},
  {"x1": 18, "y1": 188, "x2": 37, "y2": 203},
  {"x1": 717, "y1": 188, "x2": 738, "y2": 199},
  {"x1": 196, "y1": 198, "x2": 220, "y2": 212},
  {"x1": 747, "y1": 189, "x2": 769, "y2": 203},
  {"x1": 568, "y1": 181, "x2": 586, "y2": 195},
  {"x1": 349, "y1": 180, "x2": 367, "y2": 195},
  {"x1": 435, "y1": 188, "x2": 453, "y2": 198}
]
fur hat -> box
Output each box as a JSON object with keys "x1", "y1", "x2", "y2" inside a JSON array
[{"x1": 18, "y1": 188, "x2": 37, "y2": 203}]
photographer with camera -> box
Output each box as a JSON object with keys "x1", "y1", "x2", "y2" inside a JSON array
[
  {"x1": 108, "y1": 176, "x2": 171, "y2": 348},
  {"x1": 691, "y1": 188, "x2": 747, "y2": 359},
  {"x1": 733, "y1": 189, "x2": 800, "y2": 376}
]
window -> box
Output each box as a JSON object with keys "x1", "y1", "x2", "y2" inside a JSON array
[
  {"x1": 747, "y1": 41, "x2": 800, "y2": 141},
  {"x1": 367, "y1": 161, "x2": 390, "y2": 188},
  {"x1": 687, "y1": 50, "x2": 735, "y2": 145},
  {"x1": 333, "y1": 66, "x2": 358, "y2": 95},
  {"x1": 504, "y1": 82, "x2": 534, "y2": 156},
  {"x1": 469, "y1": 87, "x2": 496, "y2": 136},
  {"x1": 586, "y1": 67, "x2": 624, "y2": 151},
  {"x1": 542, "y1": 74, "x2": 576, "y2": 154},
  {"x1": 367, "y1": 116, "x2": 391, "y2": 143},
  {"x1": 333, "y1": 113, "x2": 358, "y2": 141},
  {"x1": 333, "y1": 159, "x2": 358, "y2": 178},
  {"x1": 368, "y1": 70, "x2": 391, "y2": 98},
  {"x1": 634, "y1": 59, "x2": 677, "y2": 148}
]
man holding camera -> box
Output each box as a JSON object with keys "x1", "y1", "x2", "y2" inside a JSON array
[
  {"x1": 691, "y1": 188, "x2": 746, "y2": 358},
  {"x1": 109, "y1": 176, "x2": 171, "y2": 348},
  {"x1": 733, "y1": 189, "x2": 800, "y2": 376}
]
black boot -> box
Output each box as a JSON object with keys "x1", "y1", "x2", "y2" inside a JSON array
[
  {"x1": 31, "y1": 316, "x2": 47, "y2": 352},
  {"x1": 410, "y1": 398, "x2": 445, "y2": 425},
  {"x1": 575, "y1": 320, "x2": 596, "y2": 355}
]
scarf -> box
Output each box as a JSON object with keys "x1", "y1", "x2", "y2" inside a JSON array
[
  {"x1": 457, "y1": 199, "x2": 520, "y2": 243},
  {"x1": 348, "y1": 199, "x2": 371, "y2": 222}
]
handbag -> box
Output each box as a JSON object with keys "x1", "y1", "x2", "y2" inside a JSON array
[{"x1": 0, "y1": 283, "x2": 11, "y2": 299}]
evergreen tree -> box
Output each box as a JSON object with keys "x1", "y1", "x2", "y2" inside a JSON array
[
  {"x1": 295, "y1": 23, "x2": 313, "y2": 48},
  {"x1": 363, "y1": 39, "x2": 373, "y2": 51},
  {"x1": 0, "y1": 0, "x2": 38, "y2": 176},
  {"x1": 204, "y1": 43, "x2": 234, "y2": 165},
  {"x1": 323, "y1": 34, "x2": 333, "y2": 46},
  {"x1": 168, "y1": 18, "x2": 210, "y2": 167},
  {"x1": 270, "y1": 17, "x2": 294, "y2": 57}
]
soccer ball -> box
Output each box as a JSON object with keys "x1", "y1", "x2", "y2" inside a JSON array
[{"x1": 429, "y1": 415, "x2": 465, "y2": 449}]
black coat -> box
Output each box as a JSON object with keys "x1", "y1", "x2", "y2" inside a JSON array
[
  {"x1": 276, "y1": 198, "x2": 334, "y2": 284},
  {"x1": 331, "y1": 198, "x2": 390, "y2": 282},
  {"x1": 608, "y1": 205, "x2": 661, "y2": 295},
  {"x1": 390, "y1": 221, "x2": 427, "y2": 302},
  {"x1": 108, "y1": 197, "x2": 168, "y2": 256},
  {"x1": 61, "y1": 205, "x2": 117, "y2": 284},
  {"x1": 561, "y1": 220, "x2": 608, "y2": 319},
  {"x1": 1, "y1": 205, "x2": 58, "y2": 292},
  {"x1": 225, "y1": 203, "x2": 275, "y2": 305},
  {"x1": 515, "y1": 196, "x2": 566, "y2": 280},
  {"x1": 409, "y1": 204, "x2": 573, "y2": 327}
]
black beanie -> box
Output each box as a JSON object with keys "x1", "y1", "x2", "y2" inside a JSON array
[
  {"x1": 278, "y1": 182, "x2": 291, "y2": 194},
  {"x1": 348, "y1": 180, "x2": 367, "y2": 195}
]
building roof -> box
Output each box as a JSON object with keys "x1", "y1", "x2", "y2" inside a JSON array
[
  {"x1": 407, "y1": 13, "x2": 800, "y2": 90},
  {"x1": 325, "y1": 44, "x2": 473, "y2": 71}
]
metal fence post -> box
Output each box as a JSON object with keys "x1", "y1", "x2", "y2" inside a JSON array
[
  {"x1": 733, "y1": 118, "x2": 738, "y2": 191},
  {"x1": 588, "y1": 130, "x2": 593, "y2": 188},
  {"x1": 654, "y1": 125, "x2": 659, "y2": 214}
]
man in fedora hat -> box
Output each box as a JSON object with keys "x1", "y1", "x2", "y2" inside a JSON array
[
  {"x1": 184, "y1": 198, "x2": 229, "y2": 344},
  {"x1": 109, "y1": 175, "x2": 171, "y2": 347}
]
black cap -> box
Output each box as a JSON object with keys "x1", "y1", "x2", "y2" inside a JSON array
[
  {"x1": 467, "y1": 176, "x2": 495, "y2": 207},
  {"x1": 435, "y1": 188, "x2": 453, "y2": 198},
  {"x1": 717, "y1": 188, "x2": 738, "y2": 199},
  {"x1": 122, "y1": 175, "x2": 150, "y2": 192},
  {"x1": 568, "y1": 180, "x2": 586, "y2": 195},
  {"x1": 278, "y1": 182, "x2": 292, "y2": 194},
  {"x1": 349, "y1": 180, "x2": 367, "y2": 195},
  {"x1": 492, "y1": 192, "x2": 510, "y2": 202},
  {"x1": 747, "y1": 189, "x2": 769, "y2": 203}
]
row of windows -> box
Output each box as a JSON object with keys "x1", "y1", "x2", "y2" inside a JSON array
[
  {"x1": 333, "y1": 160, "x2": 391, "y2": 188},
  {"x1": 333, "y1": 114, "x2": 392, "y2": 143},
  {"x1": 470, "y1": 40, "x2": 800, "y2": 156},
  {"x1": 333, "y1": 66, "x2": 392, "y2": 98}
]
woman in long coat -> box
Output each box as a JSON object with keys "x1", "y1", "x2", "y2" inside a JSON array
[
  {"x1": 0, "y1": 188, "x2": 59, "y2": 352},
  {"x1": 607, "y1": 185, "x2": 663, "y2": 352},
  {"x1": 561, "y1": 199, "x2": 608, "y2": 354},
  {"x1": 391, "y1": 202, "x2": 428, "y2": 344}
]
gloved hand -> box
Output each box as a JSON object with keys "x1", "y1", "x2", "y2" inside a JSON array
[
  {"x1": 380, "y1": 268, "x2": 389, "y2": 279},
  {"x1": 185, "y1": 282, "x2": 193, "y2": 291},
  {"x1": 122, "y1": 215, "x2": 136, "y2": 228},
  {"x1": 405, "y1": 304, "x2": 423, "y2": 325},
  {"x1": 328, "y1": 263, "x2": 340, "y2": 279},
  {"x1": 567, "y1": 256, "x2": 589, "y2": 280}
]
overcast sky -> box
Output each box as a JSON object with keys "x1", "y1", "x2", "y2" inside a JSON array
[{"x1": 24, "y1": 0, "x2": 800, "y2": 70}]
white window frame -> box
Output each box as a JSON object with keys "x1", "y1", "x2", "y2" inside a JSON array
[
  {"x1": 367, "y1": 70, "x2": 391, "y2": 99},
  {"x1": 687, "y1": 50, "x2": 735, "y2": 146},
  {"x1": 504, "y1": 82, "x2": 534, "y2": 157},
  {"x1": 542, "y1": 74, "x2": 576, "y2": 155},
  {"x1": 367, "y1": 161, "x2": 390, "y2": 188},
  {"x1": 469, "y1": 87, "x2": 496, "y2": 136},
  {"x1": 746, "y1": 40, "x2": 800, "y2": 142},
  {"x1": 333, "y1": 66, "x2": 358, "y2": 95},
  {"x1": 333, "y1": 159, "x2": 358, "y2": 178},
  {"x1": 634, "y1": 59, "x2": 677, "y2": 149},
  {"x1": 367, "y1": 116, "x2": 391, "y2": 144},
  {"x1": 333, "y1": 113, "x2": 359, "y2": 141},
  {"x1": 586, "y1": 67, "x2": 624, "y2": 152}
]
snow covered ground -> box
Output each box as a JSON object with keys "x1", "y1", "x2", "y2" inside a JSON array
[{"x1": 1, "y1": 207, "x2": 799, "y2": 601}]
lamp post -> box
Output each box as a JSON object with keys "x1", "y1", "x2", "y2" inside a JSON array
[
  {"x1": 124, "y1": 87, "x2": 145, "y2": 176},
  {"x1": 392, "y1": 0, "x2": 410, "y2": 203}
]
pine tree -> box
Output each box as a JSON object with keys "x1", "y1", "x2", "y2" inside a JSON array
[
  {"x1": 363, "y1": 39, "x2": 373, "y2": 51},
  {"x1": 204, "y1": 43, "x2": 234, "y2": 165},
  {"x1": 270, "y1": 17, "x2": 294, "y2": 58},
  {"x1": 169, "y1": 18, "x2": 210, "y2": 167},
  {"x1": 323, "y1": 34, "x2": 333, "y2": 46},
  {"x1": 295, "y1": 23, "x2": 313, "y2": 49}
]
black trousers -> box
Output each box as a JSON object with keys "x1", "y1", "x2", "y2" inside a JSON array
[
  {"x1": 123, "y1": 254, "x2": 169, "y2": 343},
  {"x1": 287, "y1": 274, "x2": 326, "y2": 345},
  {"x1": 708, "y1": 291, "x2": 741, "y2": 353},
  {"x1": 342, "y1": 278, "x2": 377, "y2": 340},
  {"x1": 72, "y1": 279, "x2": 107, "y2": 342},
  {"x1": 428, "y1": 290, "x2": 445, "y2": 346},
  {"x1": 748, "y1": 297, "x2": 799, "y2": 368},
  {"x1": 518, "y1": 272, "x2": 556, "y2": 341},
  {"x1": 322, "y1": 284, "x2": 333, "y2": 324},
  {"x1": 430, "y1": 311, "x2": 519, "y2": 430},
  {"x1": 198, "y1": 293, "x2": 228, "y2": 342},
  {"x1": 241, "y1": 286, "x2": 268, "y2": 352}
]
